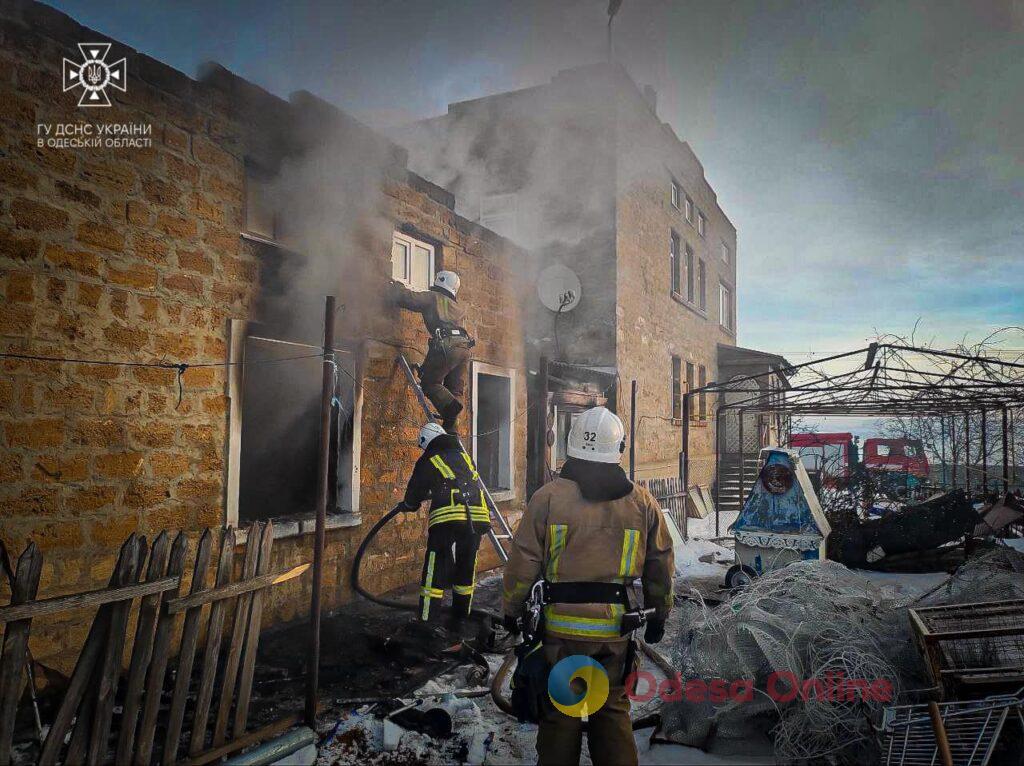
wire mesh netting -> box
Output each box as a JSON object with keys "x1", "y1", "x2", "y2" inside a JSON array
[{"x1": 663, "y1": 548, "x2": 1024, "y2": 764}]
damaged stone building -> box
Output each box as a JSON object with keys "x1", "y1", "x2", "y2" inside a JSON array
[
  {"x1": 398, "y1": 64, "x2": 787, "y2": 491},
  {"x1": 0, "y1": 0, "x2": 526, "y2": 671}
]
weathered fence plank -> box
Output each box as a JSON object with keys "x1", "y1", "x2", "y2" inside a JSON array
[
  {"x1": 162, "y1": 529, "x2": 214, "y2": 765},
  {"x1": 188, "y1": 527, "x2": 236, "y2": 757},
  {"x1": 212, "y1": 523, "x2": 262, "y2": 747},
  {"x1": 115, "y1": 531, "x2": 171, "y2": 763},
  {"x1": 0, "y1": 542, "x2": 42, "y2": 766},
  {"x1": 165, "y1": 563, "x2": 309, "y2": 614},
  {"x1": 0, "y1": 577, "x2": 179, "y2": 624},
  {"x1": 232, "y1": 523, "x2": 274, "y2": 738},
  {"x1": 134, "y1": 532, "x2": 188, "y2": 766},
  {"x1": 39, "y1": 535, "x2": 139, "y2": 766}
]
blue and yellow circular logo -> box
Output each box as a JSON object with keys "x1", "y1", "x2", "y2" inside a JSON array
[{"x1": 547, "y1": 655, "x2": 609, "y2": 717}]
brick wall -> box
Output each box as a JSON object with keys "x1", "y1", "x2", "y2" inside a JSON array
[
  {"x1": 0, "y1": 0, "x2": 526, "y2": 672},
  {"x1": 614, "y1": 92, "x2": 738, "y2": 485}
]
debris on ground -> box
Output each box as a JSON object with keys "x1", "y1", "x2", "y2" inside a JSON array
[{"x1": 661, "y1": 547, "x2": 1024, "y2": 765}]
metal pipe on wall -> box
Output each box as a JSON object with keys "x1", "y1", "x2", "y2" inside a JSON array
[
  {"x1": 629, "y1": 380, "x2": 637, "y2": 481},
  {"x1": 306, "y1": 295, "x2": 335, "y2": 726}
]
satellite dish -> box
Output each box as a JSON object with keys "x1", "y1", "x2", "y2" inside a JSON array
[{"x1": 538, "y1": 264, "x2": 582, "y2": 313}]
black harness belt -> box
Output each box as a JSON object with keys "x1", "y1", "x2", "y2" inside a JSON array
[{"x1": 542, "y1": 581, "x2": 629, "y2": 605}]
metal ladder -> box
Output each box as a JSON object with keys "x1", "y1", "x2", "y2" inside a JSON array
[{"x1": 397, "y1": 354, "x2": 514, "y2": 562}]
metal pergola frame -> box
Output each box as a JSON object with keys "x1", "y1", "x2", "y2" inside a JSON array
[{"x1": 679, "y1": 343, "x2": 1024, "y2": 530}]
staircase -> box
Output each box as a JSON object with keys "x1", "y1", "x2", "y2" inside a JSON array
[
  {"x1": 397, "y1": 354, "x2": 513, "y2": 562},
  {"x1": 716, "y1": 454, "x2": 761, "y2": 515}
]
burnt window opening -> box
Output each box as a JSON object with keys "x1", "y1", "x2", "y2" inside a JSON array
[
  {"x1": 244, "y1": 161, "x2": 278, "y2": 242},
  {"x1": 236, "y1": 328, "x2": 361, "y2": 524},
  {"x1": 473, "y1": 363, "x2": 515, "y2": 499},
  {"x1": 685, "y1": 361, "x2": 695, "y2": 421},
  {"x1": 698, "y1": 258, "x2": 707, "y2": 311}
]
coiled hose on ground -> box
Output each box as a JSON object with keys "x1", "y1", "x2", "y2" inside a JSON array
[{"x1": 350, "y1": 503, "x2": 502, "y2": 620}]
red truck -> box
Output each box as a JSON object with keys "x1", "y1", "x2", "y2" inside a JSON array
[
  {"x1": 861, "y1": 438, "x2": 930, "y2": 479},
  {"x1": 790, "y1": 432, "x2": 857, "y2": 487}
]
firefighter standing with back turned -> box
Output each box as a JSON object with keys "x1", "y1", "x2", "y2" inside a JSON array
[
  {"x1": 389, "y1": 270, "x2": 473, "y2": 433},
  {"x1": 400, "y1": 421, "x2": 491, "y2": 635},
  {"x1": 502, "y1": 406, "x2": 674, "y2": 766}
]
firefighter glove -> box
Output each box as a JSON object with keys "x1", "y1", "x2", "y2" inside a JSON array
[{"x1": 644, "y1": 617, "x2": 666, "y2": 645}]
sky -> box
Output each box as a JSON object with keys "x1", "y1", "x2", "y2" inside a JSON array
[{"x1": 46, "y1": 0, "x2": 1024, "y2": 363}]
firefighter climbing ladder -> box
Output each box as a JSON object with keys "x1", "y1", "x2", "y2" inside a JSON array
[{"x1": 397, "y1": 354, "x2": 513, "y2": 562}]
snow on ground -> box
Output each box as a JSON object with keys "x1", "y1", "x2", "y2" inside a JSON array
[
  {"x1": 681, "y1": 511, "x2": 738, "y2": 541},
  {"x1": 1002, "y1": 537, "x2": 1024, "y2": 553},
  {"x1": 672, "y1": 536, "x2": 732, "y2": 579}
]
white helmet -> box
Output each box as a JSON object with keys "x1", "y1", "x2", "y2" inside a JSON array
[
  {"x1": 567, "y1": 406, "x2": 625, "y2": 464},
  {"x1": 432, "y1": 270, "x2": 460, "y2": 298},
  {"x1": 418, "y1": 421, "x2": 447, "y2": 450}
]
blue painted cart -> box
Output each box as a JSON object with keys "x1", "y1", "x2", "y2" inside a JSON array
[{"x1": 725, "y1": 447, "x2": 831, "y2": 587}]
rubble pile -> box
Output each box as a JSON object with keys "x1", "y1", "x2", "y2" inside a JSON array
[{"x1": 662, "y1": 549, "x2": 1024, "y2": 764}]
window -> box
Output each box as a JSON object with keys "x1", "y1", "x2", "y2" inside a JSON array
[
  {"x1": 697, "y1": 211, "x2": 706, "y2": 238},
  {"x1": 721, "y1": 241, "x2": 731, "y2": 264},
  {"x1": 244, "y1": 163, "x2": 276, "y2": 240},
  {"x1": 670, "y1": 181, "x2": 680, "y2": 210},
  {"x1": 234, "y1": 325, "x2": 362, "y2": 524},
  {"x1": 698, "y1": 365, "x2": 707, "y2": 419},
  {"x1": 685, "y1": 243, "x2": 695, "y2": 302},
  {"x1": 391, "y1": 231, "x2": 435, "y2": 291},
  {"x1": 671, "y1": 356, "x2": 682, "y2": 419},
  {"x1": 480, "y1": 193, "x2": 517, "y2": 240},
  {"x1": 472, "y1": 362, "x2": 515, "y2": 500},
  {"x1": 551, "y1": 407, "x2": 581, "y2": 469},
  {"x1": 719, "y1": 282, "x2": 734, "y2": 331},
  {"x1": 877, "y1": 444, "x2": 892, "y2": 457},
  {"x1": 905, "y1": 445, "x2": 918, "y2": 457},
  {"x1": 698, "y1": 258, "x2": 707, "y2": 311},
  {"x1": 670, "y1": 231, "x2": 681, "y2": 295},
  {"x1": 684, "y1": 195, "x2": 694, "y2": 224}
]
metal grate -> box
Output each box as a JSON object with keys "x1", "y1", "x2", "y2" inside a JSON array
[
  {"x1": 909, "y1": 600, "x2": 1024, "y2": 695},
  {"x1": 881, "y1": 690, "x2": 1023, "y2": 766}
]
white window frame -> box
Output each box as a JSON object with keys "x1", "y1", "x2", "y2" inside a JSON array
[
  {"x1": 471, "y1": 361, "x2": 516, "y2": 502},
  {"x1": 480, "y1": 193, "x2": 518, "y2": 240},
  {"x1": 684, "y1": 195, "x2": 694, "y2": 224},
  {"x1": 391, "y1": 230, "x2": 435, "y2": 291},
  {"x1": 719, "y1": 281, "x2": 734, "y2": 332},
  {"x1": 721, "y1": 240, "x2": 731, "y2": 264},
  {"x1": 670, "y1": 180, "x2": 680, "y2": 210},
  {"x1": 697, "y1": 211, "x2": 707, "y2": 238}
]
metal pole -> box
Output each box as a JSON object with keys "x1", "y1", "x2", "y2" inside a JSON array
[
  {"x1": 980, "y1": 408, "x2": 988, "y2": 493},
  {"x1": 681, "y1": 393, "x2": 690, "y2": 541},
  {"x1": 629, "y1": 379, "x2": 637, "y2": 481},
  {"x1": 306, "y1": 295, "x2": 335, "y2": 726},
  {"x1": 939, "y1": 416, "x2": 947, "y2": 488},
  {"x1": 714, "y1": 408, "x2": 722, "y2": 538},
  {"x1": 1002, "y1": 407, "x2": 1010, "y2": 493},
  {"x1": 949, "y1": 417, "x2": 957, "y2": 489},
  {"x1": 964, "y1": 412, "x2": 971, "y2": 494},
  {"x1": 738, "y1": 408, "x2": 746, "y2": 505}
]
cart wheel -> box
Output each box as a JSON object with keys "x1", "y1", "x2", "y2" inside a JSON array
[{"x1": 725, "y1": 564, "x2": 757, "y2": 589}]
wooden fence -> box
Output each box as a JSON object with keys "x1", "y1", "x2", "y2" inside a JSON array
[
  {"x1": 0, "y1": 524, "x2": 309, "y2": 765},
  {"x1": 637, "y1": 477, "x2": 687, "y2": 531}
]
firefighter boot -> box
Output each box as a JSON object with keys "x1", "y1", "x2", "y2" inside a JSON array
[{"x1": 441, "y1": 400, "x2": 463, "y2": 433}]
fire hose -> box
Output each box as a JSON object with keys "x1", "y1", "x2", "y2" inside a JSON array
[
  {"x1": 352, "y1": 505, "x2": 676, "y2": 720},
  {"x1": 350, "y1": 503, "x2": 502, "y2": 621}
]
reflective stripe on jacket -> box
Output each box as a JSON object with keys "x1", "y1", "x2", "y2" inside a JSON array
[
  {"x1": 403, "y1": 434, "x2": 492, "y2": 530},
  {"x1": 502, "y1": 477, "x2": 674, "y2": 642}
]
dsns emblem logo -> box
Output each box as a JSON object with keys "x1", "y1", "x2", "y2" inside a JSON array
[
  {"x1": 63, "y1": 43, "x2": 126, "y2": 107},
  {"x1": 547, "y1": 656, "x2": 609, "y2": 717}
]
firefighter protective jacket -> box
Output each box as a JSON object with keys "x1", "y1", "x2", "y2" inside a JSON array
[
  {"x1": 502, "y1": 470, "x2": 674, "y2": 642},
  {"x1": 391, "y1": 283, "x2": 471, "y2": 341},
  {"x1": 402, "y1": 434, "x2": 491, "y2": 529}
]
